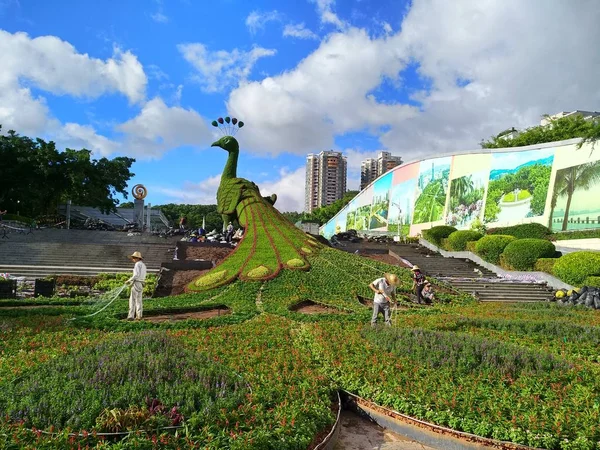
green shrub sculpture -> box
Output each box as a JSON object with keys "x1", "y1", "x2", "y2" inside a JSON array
[
  {"x1": 422, "y1": 225, "x2": 457, "y2": 247},
  {"x1": 186, "y1": 126, "x2": 321, "y2": 292},
  {"x1": 474, "y1": 235, "x2": 517, "y2": 264},
  {"x1": 500, "y1": 239, "x2": 556, "y2": 271},
  {"x1": 486, "y1": 223, "x2": 552, "y2": 240},
  {"x1": 534, "y1": 258, "x2": 558, "y2": 275},
  {"x1": 446, "y1": 230, "x2": 484, "y2": 251},
  {"x1": 553, "y1": 251, "x2": 600, "y2": 286}
]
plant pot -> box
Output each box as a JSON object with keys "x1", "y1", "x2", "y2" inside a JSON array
[
  {"x1": 0, "y1": 280, "x2": 17, "y2": 299},
  {"x1": 34, "y1": 279, "x2": 56, "y2": 298}
]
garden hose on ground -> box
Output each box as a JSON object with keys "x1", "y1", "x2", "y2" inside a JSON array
[{"x1": 70, "y1": 283, "x2": 128, "y2": 320}]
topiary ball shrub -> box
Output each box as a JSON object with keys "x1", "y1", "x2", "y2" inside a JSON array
[
  {"x1": 447, "y1": 230, "x2": 484, "y2": 251},
  {"x1": 486, "y1": 223, "x2": 552, "y2": 240},
  {"x1": 474, "y1": 235, "x2": 517, "y2": 264},
  {"x1": 422, "y1": 225, "x2": 457, "y2": 247},
  {"x1": 534, "y1": 258, "x2": 558, "y2": 275},
  {"x1": 0, "y1": 331, "x2": 249, "y2": 431},
  {"x1": 500, "y1": 239, "x2": 556, "y2": 271},
  {"x1": 553, "y1": 252, "x2": 600, "y2": 286}
]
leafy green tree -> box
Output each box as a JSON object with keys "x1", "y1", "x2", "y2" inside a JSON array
[
  {"x1": 552, "y1": 161, "x2": 600, "y2": 231},
  {"x1": 303, "y1": 190, "x2": 359, "y2": 225},
  {"x1": 481, "y1": 115, "x2": 600, "y2": 149},
  {"x1": 413, "y1": 179, "x2": 447, "y2": 224},
  {"x1": 0, "y1": 127, "x2": 135, "y2": 216}
]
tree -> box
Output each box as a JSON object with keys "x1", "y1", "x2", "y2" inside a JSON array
[
  {"x1": 552, "y1": 161, "x2": 600, "y2": 231},
  {"x1": 480, "y1": 115, "x2": 600, "y2": 149},
  {"x1": 303, "y1": 190, "x2": 359, "y2": 225},
  {"x1": 0, "y1": 126, "x2": 135, "y2": 216}
]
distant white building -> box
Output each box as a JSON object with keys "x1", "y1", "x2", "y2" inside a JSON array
[
  {"x1": 305, "y1": 151, "x2": 347, "y2": 213},
  {"x1": 541, "y1": 110, "x2": 600, "y2": 126},
  {"x1": 360, "y1": 151, "x2": 403, "y2": 190}
]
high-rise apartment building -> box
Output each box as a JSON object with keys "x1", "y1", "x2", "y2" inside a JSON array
[
  {"x1": 305, "y1": 151, "x2": 347, "y2": 213},
  {"x1": 360, "y1": 151, "x2": 403, "y2": 190}
]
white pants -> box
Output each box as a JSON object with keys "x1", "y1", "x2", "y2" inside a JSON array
[{"x1": 128, "y1": 282, "x2": 144, "y2": 319}]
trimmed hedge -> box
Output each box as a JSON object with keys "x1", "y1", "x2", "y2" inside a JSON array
[
  {"x1": 422, "y1": 225, "x2": 457, "y2": 247},
  {"x1": 500, "y1": 239, "x2": 556, "y2": 271},
  {"x1": 585, "y1": 276, "x2": 600, "y2": 288},
  {"x1": 466, "y1": 241, "x2": 478, "y2": 253},
  {"x1": 534, "y1": 258, "x2": 557, "y2": 275},
  {"x1": 447, "y1": 231, "x2": 484, "y2": 251},
  {"x1": 551, "y1": 229, "x2": 600, "y2": 241},
  {"x1": 474, "y1": 235, "x2": 517, "y2": 264},
  {"x1": 553, "y1": 252, "x2": 600, "y2": 286},
  {"x1": 487, "y1": 223, "x2": 552, "y2": 240}
]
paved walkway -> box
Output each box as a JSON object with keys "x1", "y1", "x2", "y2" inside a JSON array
[{"x1": 334, "y1": 411, "x2": 437, "y2": 450}]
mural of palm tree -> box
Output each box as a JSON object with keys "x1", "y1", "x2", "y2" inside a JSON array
[
  {"x1": 451, "y1": 175, "x2": 474, "y2": 201},
  {"x1": 553, "y1": 161, "x2": 600, "y2": 231}
]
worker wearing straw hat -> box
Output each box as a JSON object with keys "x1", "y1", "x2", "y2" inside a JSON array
[
  {"x1": 369, "y1": 272, "x2": 399, "y2": 326},
  {"x1": 411, "y1": 265, "x2": 427, "y2": 304},
  {"x1": 126, "y1": 251, "x2": 147, "y2": 320}
]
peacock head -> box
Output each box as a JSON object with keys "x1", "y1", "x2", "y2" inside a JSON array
[{"x1": 211, "y1": 136, "x2": 239, "y2": 153}]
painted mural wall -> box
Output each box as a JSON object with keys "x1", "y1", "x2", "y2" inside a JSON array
[{"x1": 321, "y1": 140, "x2": 600, "y2": 239}]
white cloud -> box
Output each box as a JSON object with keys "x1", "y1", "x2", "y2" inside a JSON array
[
  {"x1": 378, "y1": 0, "x2": 600, "y2": 160},
  {"x1": 258, "y1": 167, "x2": 307, "y2": 212},
  {"x1": 153, "y1": 175, "x2": 222, "y2": 205},
  {"x1": 151, "y1": 11, "x2": 168, "y2": 23},
  {"x1": 57, "y1": 123, "x2": 120, "y2": 156},
  {"x1": 117, "y1": 97, "x2": 212, "y2": 158},
  {"x1": 0, "y1": 30, "x2": 147, "y2": 104},
  {"x1": 310, "y1": 0, "x2": 345, "y2": 29},
  {"x1": 227, "y1": 28, "x2": 417, "y2": 154},
  {"x1": 283, "y1": 23, "x2": 319, "y2": 40},
  {"x1": 150, "y1": 0, "x2": 169, "y2": 23},
  {"x1": 228, "y1": 0, "x2": 600, "y2": 165},
  {"x1": 245, "y1": 10, "x2": 281, "y2": 34},
  {"x1": 178, "y1": 43, "x2": 276, "y2": 93},
  {"x1": 152, "y1": 167, "x2": 306, "y2": 212}
]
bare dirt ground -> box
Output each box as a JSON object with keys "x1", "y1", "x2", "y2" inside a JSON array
[
  {"x1": 154, "y1": 269, "x2": 210, "y2": 297},
  {"x1": 291, "y1": 300, "x2": 347, "y2": 314},
  {"x1": 143, "y1": 307, "x2": 231, "y2": 323},
  {"x1": 184, "y1": 246, "x2": 232, "y2": 263},
  {"x1": 363, "y1": 253, "x2": 404, "y2": 266}
]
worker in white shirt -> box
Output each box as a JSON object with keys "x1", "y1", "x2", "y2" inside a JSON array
[
  {"x1": 369, "y1": 273, "x2": 399, "y2": 326},
  {"x1": 126, "y1": 251, "x2": 147, "y2": 320}
]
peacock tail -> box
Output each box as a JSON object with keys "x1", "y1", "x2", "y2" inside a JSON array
[{"x1": 186, "y1": 191, "x2": 321, "y2": 292}]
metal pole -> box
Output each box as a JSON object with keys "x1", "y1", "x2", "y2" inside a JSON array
[
  {"x1": 146, "y1": 203, "x2": 151, "y2": 232},
  {"x1": 66, "y1": 199, "x2": 71, "y2": 230}
]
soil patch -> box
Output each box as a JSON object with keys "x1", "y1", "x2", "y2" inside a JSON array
[
  {"x1": 154, "y1": 269, "x2": 210, "y2": 297},
  {"x1": 183, "y1": 246, "x2": 232, "y2": 263},
  {"x1": 142, "y1": 307, "x2": 231, "y2": 323},
  {"x1": 290, "y1": 300, "x2": 347, "y2": 314},
  {"x1": 363, "y1": 253, "x2": 401, "y2": 266}
]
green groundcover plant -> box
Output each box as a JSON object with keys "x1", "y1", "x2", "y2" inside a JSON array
[{"x1": 2, "y1": 248, "x2": 600, "y2": 449}]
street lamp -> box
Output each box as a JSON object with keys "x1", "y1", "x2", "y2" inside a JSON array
[{"x1": 16, "y1": 200, "x2": 20, "y2": 216}]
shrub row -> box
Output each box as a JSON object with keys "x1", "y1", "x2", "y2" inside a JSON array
[
  {"x1": 422, "y1": 226, "x2": 456, "y2": 247},
  {"x1": 446, "y1": 230, "x2": 483, "y2": 251},
  {"x1": 553, "y1": 252, "x2": 600, "y2": 286},
  {"x1": 487, "y1": 223, "x2": 552, "y2": 240},
  {"x1": 500, "y1": 239, "x2": 556, "y2": 271}
]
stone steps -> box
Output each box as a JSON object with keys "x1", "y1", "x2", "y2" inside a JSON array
[{"x1": 390, "y1": 244, "x2": 555, "y2": 303}]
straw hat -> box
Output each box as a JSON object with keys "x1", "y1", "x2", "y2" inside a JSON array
[
  {"x1": 129, "y1": 251, "x2": 143, "y2": 260},
  {"x1": 424, "y1": 280, "x2": 431, "y2": 285},
  {"x1": 411, "y1": 265, "x2": 420, "y2": 271},
  {"x1": 384, "y1": 273, "x2": 400, "y2": 286}
]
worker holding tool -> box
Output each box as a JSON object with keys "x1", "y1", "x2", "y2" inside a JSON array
[
  {"x1": 126, "y1": 251, "x2": 147, "y2": 320},
  {"x1": 369, "y1": 272, "x2": 399, "y2": 326}
]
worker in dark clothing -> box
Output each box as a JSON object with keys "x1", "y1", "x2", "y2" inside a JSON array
[{"x1": 411, "y1": 265, "x2": 427, "y2": 304}]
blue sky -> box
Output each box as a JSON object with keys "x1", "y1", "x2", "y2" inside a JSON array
[{"x1": 1, "y1": 0, "x2": 598, "y2": 211}]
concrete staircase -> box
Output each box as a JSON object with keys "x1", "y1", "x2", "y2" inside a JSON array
[
  {"x1": 390, "y1": 244, "x2": 555, "y2": 303},
  {"x1": 0, "y1": 229, "x2": 177, "y2": 278}
]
